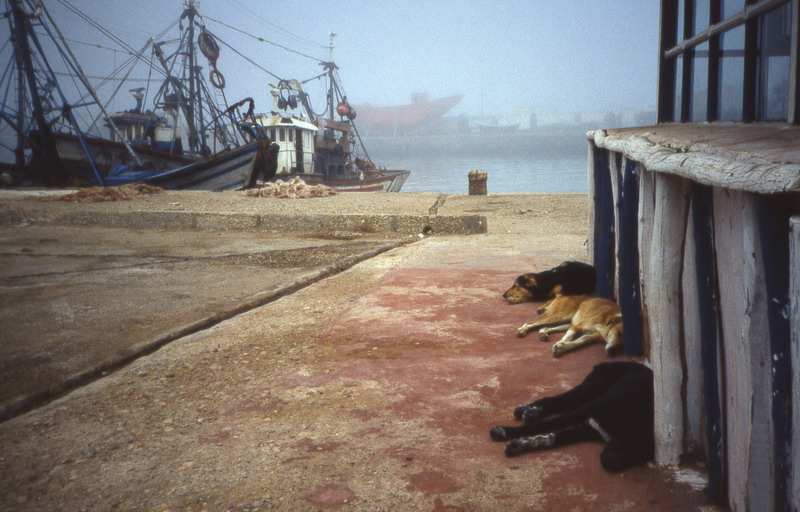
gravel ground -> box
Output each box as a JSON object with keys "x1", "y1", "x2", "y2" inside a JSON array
[{"x1": 0, "y1": 192, "x2": 717, "y2": 511}]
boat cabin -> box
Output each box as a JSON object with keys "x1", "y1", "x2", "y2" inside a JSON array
[
  {"x1": 254, "y1": 115, "x2": 316, "y2": 174},
  {"x1": 106, "y1": 89, "x2": 176, "y2": 153}
]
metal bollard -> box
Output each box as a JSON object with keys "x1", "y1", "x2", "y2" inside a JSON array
[{"x1": 468, "y1": 169, "x2": 487, "y2": 195}]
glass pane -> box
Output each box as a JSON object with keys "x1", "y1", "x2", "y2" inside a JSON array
[
  {"x1": 719, "y1": 26, "x2": 745, "y2": 121},
  {"x1": 694, "y1": 0, "x2": 710, "y2": 35},
  {"x1": 763, "y1": 57, "x2": 790, "y2": 120},
  {"x1": 677, "y1": 0, "x2": 685, "y2": 42},
  {"x1": 759, "y1": 4, "x2": 792, "y2": 121},
  {"x1": 692, "y1": 43, "x2": 709, "y2": 121},
  {"x1": 722, "y1": 0, "x2": 746, "y2": 20}
]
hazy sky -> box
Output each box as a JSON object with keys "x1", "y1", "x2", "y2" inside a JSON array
[{"x1": 8, "y1": 0, "x2": 660, "y2": 120}]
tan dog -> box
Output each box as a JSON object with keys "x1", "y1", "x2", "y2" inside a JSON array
[{"x1": 517, "y1": 296, "x2": 623, "y2": 357}]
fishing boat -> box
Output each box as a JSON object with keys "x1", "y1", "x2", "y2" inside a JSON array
[
  {"x1": 246, "y1": 64, "x2": 410, "y2": 192},
  {"x1": 2, "y1": 1, "x2": 272, "y2": 190}
]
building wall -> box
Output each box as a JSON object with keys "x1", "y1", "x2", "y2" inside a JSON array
[{"x1": 588, "y1": 142, "x2": 797, "y2": 511}]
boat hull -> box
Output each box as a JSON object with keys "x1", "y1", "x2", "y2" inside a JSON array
[
  {"x1": 277, "y1": 169, "x2": 410, "y2": 192},
  {"x1": 51, "y1": 132, "x2": 193, "y2": 182},
  {"x1": 353, "y1": 94, "x2": 463, "y2": 136},
  {"x1": 104, "y1": 142, "x2": 261, "y2": 191}
]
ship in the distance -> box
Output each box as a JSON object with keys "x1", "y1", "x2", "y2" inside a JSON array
[{"x1": 352, "y1": 93, "x2": 463, "y2": 136}]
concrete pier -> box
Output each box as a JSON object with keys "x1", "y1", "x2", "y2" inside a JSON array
[{"x1": 0, "y1": 190, "x2": 713, "y2": 511}]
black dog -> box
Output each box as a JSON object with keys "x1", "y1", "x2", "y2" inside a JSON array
[
  {"x1": 502, "y1": 261, "x2": 596, "y2": 304},
  {"x1": 490, "y1": 362, "x2": 654, "y2": 472}
]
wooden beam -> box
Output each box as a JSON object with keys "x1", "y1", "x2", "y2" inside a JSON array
[
  {"x1": 789, "y1": 0, "x2": 800, "y2": 124},
  {"x1": 690, "y1": 184, "x2": 725, "y2": 504},
  {"x1": 790, "y1": 216, "x2": 800, "y2": 509},
  {"x1": 618, "y1": 159, "x2": 644, "y2": 356},
  {"x1": 592, "y1": 147, "x2": 615, "y2": 299},
  {"x1": 637, "y1": 167, "x2": 656, "y2": 357},
  {"x1": 756, "y1": 196, "x2": 793, "y2": 512},
  {"x1": 589, "y1": 129, "x2": 800, "y2": 194},
  {"x1": 649, "y1": 172, "x2": 690, "y2": 464},
  {"x1": 587, "y1": 143, "x2": 597, "y2": 263},
  {"x1": 714, "y1": 188, "x2": 756, "y2": 510},
  {"x1": 682, "y1": 198, "x2": 705, "y2": 456},
  {"x1": 664, "y1": 0, "x2": 790, "y2": 58},
  {"x1": 609, "y1": 152, "x2": 622, "y2": 298},
  {"x1": 742, "y1": 194, "x2": 773, "y2": 511}
]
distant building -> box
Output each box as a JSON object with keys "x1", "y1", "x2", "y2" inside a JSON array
[{"x1": 586, "y1": 2, "x2": 799, "y2": 511}]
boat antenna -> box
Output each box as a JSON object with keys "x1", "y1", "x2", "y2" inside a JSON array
[{"x1": 327, "y1": 33, "x2": 336, "y2": 118}]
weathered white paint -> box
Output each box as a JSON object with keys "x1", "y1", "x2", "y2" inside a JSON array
[
  {"x1": 637, "y1": 166, "x2": 655, "y2": 354},
  {"x1": 648, "y1": 172, "x2": 690, "y2": 464},
  {"x1": 790, "y1": 217, "x2": 800, "y2": 510},
  {"x1": 713, "y1": 188, "x2": 755, "y2": 512},
  {"x1": 681, "y1": 200, "x2": 705, "y2": 456},
  {"x1": 740, "y1": 194, "x2": 773, "y2": 512},
  {"x1": 589, "y1": 129, "x2": 800, "y2": 194},
  {"x1": 609, "y1": 152, "x2": 621, "y2": 299},
  {"x1": 587, "y1": 143, "x2": 597, "y2": 263}
]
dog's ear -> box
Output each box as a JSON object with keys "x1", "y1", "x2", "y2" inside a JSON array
[{"x1": 606, "y1": 314, "x2": 623, "y2": 327}]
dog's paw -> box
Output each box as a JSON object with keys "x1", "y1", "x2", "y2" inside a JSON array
[
  {"x1": 551, "y1": 343, "x2": 565, "y2": 357},
  {"x1": 505, "y1": 434, "x2": 555, "y2": 457},
  {"x1": 513, "y1": 404, "x2": 529, "y2": 419},
  {"x1": 504, "y1": 438, "x2": 527, "y2": 457},
  {"x1": 538, "y1": 331, "x2": 549, "y2": 342},
  {"x1": 490, "y1": 426, "x2": 509, "y2": 441},
  {"x1": 521, "y1": 406, "x2": 543, "y2": 424},
  {"x1": 516, "y1": 327, "x2": 529, "y2": 338}
]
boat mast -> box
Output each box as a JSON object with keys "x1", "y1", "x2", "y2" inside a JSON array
[
  {"x1": 185, "y1": 1, "x2": 201, "y2": 155},
  {"x1": 9, "y1": 1, "x2": 66, "y2": 185}
]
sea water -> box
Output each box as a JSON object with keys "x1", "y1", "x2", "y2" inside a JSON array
[{"x1": 377, "y1": 152, "x2": 588, "y2": 194}]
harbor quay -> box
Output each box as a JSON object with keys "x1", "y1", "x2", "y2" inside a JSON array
[{"x1": 0, "y1": 190, "x2": 714, "y2": 511}]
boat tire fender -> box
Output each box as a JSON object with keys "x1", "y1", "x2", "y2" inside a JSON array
[{"x1": 210, "y1": 69, "x2": 226, "y2": 89}]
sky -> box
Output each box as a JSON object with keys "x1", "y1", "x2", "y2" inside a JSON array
[{"x1": 4, "y1": 0, "x2": 660, "y2": 121}]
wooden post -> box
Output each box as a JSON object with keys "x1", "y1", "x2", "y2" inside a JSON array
[
  {"x1": 587, "y1": 142, "x2": 597, "y2": 262},
  {"x1": 617, "y1": 159, "x2": 644, "y2": 356},
  {"x1": 649, "y1": 172, "x2": 690, "y2": 464},
  {"x1": 609, "y1": 152, "x2": 622, "y2": 299},
  {"x1": 682, "y1": 198, "x2": 705, "y2": 455},
  {"x1": 713, "y1": 189, "x2": 782, "y2": 511},
  {"x1": 592, "y1": 147, "x2": 615, "y2": 299},
  {"x1": 690, "y1": 184, "x2": 724, "y2": 504},
  {"x1": 789, "y1": 0, "x2": 799, "y2": 124},
  {"x1": 790, "y1": 217, "x2": 800, "y2": 509},
  {"x1": 756, "y1": 196, "x2": 793, "y2": 512},
  {"x1": 742, "y1": 194, "x2": 772, "y2": 511},
  {"x1": 637, "y1": 167, "x2": 656, "y2": 356}
]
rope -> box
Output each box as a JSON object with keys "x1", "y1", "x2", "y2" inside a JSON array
[{"x1": 203, "y1": 15, "x2": 325, "y2": 63}]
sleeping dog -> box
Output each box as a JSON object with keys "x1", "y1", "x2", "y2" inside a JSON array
[
  {"x1": 490, "y1": 362, "x2": 654, "y2": 472},
  {"x1": 503, "y1": 261, "x2": 596, "y2": 304},
  {"x1": 516, "y1": 295, "x2": 624, "y2": 357}
]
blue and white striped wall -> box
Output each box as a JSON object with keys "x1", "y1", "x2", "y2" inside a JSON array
[{"x1": 587, "y1": 127, "x2": 799, "y2": 512}]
